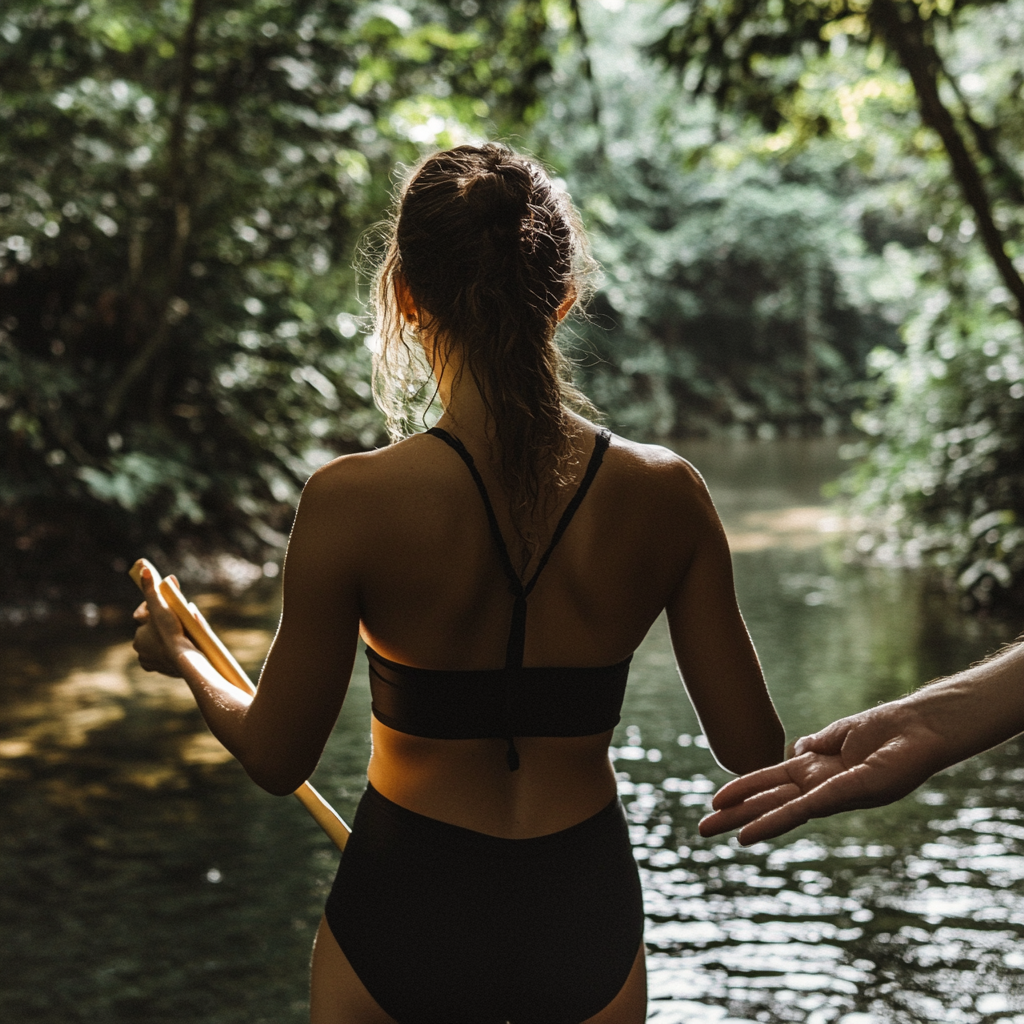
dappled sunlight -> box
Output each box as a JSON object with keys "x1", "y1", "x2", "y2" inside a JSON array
[
  {"x1": 2, "y1": 441, "x2": 1023, "y2": 1021},
  {"x1": 179, "y1": 731, "x2": 236, "y2": 766},
  {"x1": 217, "y1": 627, "x2": 274, "y2": 669},
  {"x1": 625, "y1": 757, "x2": 1024, "y2": 1022},
  {"x1": 0, "y1": 643, "x2": 137, "y2": 771},
  {"x1": 3, "y1": 0, "x2": 1024, "y2": 1016},
  {"x1": 0, "y1": 632, "x2": 271, "y2": 788}
]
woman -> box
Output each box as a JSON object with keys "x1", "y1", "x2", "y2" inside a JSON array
[{"x1": 133, "y1": 143, "x2": 784, "y2": 1024}]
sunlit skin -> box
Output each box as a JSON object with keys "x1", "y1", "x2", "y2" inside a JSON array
[
  {"x1": 699, "y1": 639, "x2": 1024, "y2": 847},
  {"x1": 133, "y1": 281, "x2": 784, "y2": 1023}
]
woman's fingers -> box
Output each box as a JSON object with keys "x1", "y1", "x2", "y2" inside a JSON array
[
  {"x1": 133, "y1": 621, "x2": 166, "y2": 671},
  {"x1": 141, "y1": 568, "x2": 184, "y2": 637},
  {"x1": 131, "y1": 564, "x2": 192, "y2": 676}
]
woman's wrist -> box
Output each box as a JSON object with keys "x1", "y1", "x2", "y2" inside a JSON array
[{"x1": 171, "y1": 637, "x2": 202, "y2": 679}]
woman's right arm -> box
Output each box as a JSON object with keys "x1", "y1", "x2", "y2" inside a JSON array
[
  {"x1": 664, "y1": 460, "x2": 785, "y2": 775},
  {"x1": 134, "y1": 457, "x2": 365, "y2": 796}
]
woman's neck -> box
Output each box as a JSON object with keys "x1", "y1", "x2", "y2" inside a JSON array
[{"x1": 430, "y1": 342, "x2": 495, "y2": 446}]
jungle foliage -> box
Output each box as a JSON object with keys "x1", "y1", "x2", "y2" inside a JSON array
[
  {"x1": 536, "y1": 4, "x2": 904, "y2": 439},
  {"x1": 3, "y1": 0, "x2": 1024, "y2": 610},
  {"x1": 0, "y1": 0, "x2": 554, "y2": 601},
  {"x1": 645, "y1": 0, "x2": 1024, "y2": 608}
]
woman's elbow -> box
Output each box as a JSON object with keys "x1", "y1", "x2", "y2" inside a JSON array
[
  {"x1": 243, "y1": 753, "x2": 312, "y2": 797},
  {"x1": 253, "y1": 774, "x2": 303, "y2": 797}
]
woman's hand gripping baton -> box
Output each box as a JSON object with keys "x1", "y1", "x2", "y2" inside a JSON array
[{"x1": 130, "y1": 558, "x2": 350, "y2": 850}]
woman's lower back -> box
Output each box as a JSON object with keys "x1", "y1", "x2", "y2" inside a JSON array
[{"x1": 367, "y1": 718, "x2": 620, "y2": 839}]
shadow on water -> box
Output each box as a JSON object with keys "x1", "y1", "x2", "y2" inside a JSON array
[{"x1": 2, "y1": 438, "x2": 1023, "y2": 1023}]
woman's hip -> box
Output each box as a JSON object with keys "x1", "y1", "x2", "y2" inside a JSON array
[{"x1": 323, "y1": 782, "x2": 644, "y2": 1023}]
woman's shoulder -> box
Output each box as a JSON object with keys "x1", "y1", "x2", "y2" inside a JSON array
[
  {"x1": 305, "y1": 433, "x2": 437, "y2": 489},
  {"x1": 603, "y1": 428, "x2": 714, "y2": 508},
  {"x1": 290, "y1": 436, "x2": 446, "y2": 568},
  {"x1": 298, "y1": 433, "x2": 465, "y2": 534},
  {"x1": 301, "y1": 424, "x2": 713, "y2": 520}
]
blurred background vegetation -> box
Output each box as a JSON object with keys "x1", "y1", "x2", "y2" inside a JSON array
[{"x1": 2, "y1": 0, "x2": 1023, "y2": 613}]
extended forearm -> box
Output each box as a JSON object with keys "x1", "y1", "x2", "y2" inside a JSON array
[{"x1": 905, "y1": 639, "x2": 1024, "y2": 769}]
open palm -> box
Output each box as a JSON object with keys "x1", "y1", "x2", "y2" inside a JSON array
[{"x1": 699, "y1": 701, "x2": 950, "y2": 845}]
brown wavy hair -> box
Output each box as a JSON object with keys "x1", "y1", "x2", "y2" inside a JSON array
[{"x1": 371, "y1": 143, "x2": 598, "y2": 551}]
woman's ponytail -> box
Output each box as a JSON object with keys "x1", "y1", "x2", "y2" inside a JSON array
[{"x1": 371, "y1": 143, "x2": 598, "y2": 550}]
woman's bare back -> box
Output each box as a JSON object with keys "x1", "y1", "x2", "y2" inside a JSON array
[{"x1": 294, "y1": 417, "x2": 773, "y2": 837}]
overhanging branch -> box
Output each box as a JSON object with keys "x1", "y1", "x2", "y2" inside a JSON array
[{"x1": 870, "y1": 0, "x2": 1024, "y2": 326}]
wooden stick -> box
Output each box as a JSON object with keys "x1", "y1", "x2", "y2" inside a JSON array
[{"x1": 130, "y1": 558, "x2": 350, "y2": 850}]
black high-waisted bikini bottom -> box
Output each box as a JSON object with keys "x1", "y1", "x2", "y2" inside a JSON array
[{"x1": 324, "y1": 782, "x2": 644, "y2": 1024}]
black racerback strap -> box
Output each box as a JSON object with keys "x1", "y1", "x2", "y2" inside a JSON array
[{"x1": 426, "y1": 426, "x2": 612, "y2": 770}]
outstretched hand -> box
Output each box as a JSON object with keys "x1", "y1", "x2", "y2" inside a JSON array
[
  {"x1": 699, "y1": 700, "x2": 950, "y2": 845},
  {"x1": 132, "y1": 568, "x2": 197, "y2": 677}
]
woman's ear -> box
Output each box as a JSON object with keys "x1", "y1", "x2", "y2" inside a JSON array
[
  {"x1": 394, "y1": 272, "x2": 419, "y2": 326},
  {"x1": 555, "y1": 286, "x2": 577, "y2": 323}
]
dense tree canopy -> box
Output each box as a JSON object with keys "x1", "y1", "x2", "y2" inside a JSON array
[
  {"x1": 2, "y1": 0, "x2": 1023, "y2": 611},
  {"x1": 649, "y1": 0, "x2": 1024, "y2": 321},
  {"x1": 535, "y1": 3, "x2": 904, "y2": 438}
]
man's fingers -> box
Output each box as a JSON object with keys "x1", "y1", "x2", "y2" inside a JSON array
[
  {"x1": 711, "y1": 762, "x2": 796, "y2": 810},
  {"x1": 734, "y1": 775, "x2": 856, "y2": 845},
  {"x1": 736, "y1": 799, "x2": 814, "y2": 845},
  {"x1": 702, "y1": 748, "x2": 878, "y2": 844},
  {"x1": 700, "y1": 782, "x2": 802, "y2": 837},
  {"x1": 735, "y1": 765, "x2": 880, "y2": 844}
]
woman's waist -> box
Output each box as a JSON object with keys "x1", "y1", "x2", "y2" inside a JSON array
[
  {"x1": 367, "y1": 722, "x2": 618, "y2": 838},
  {"x1": 350, "y1": 779, "x2": 626, "y2": 852}
]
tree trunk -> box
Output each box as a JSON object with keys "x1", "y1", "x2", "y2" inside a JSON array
[
  {"x1": 869, "y1": 0, "x2": 1024, "y2": 327},
  {"x1": 103, "y1": 0, "x2": 204, "y2": 427},
  {"x1": 568, "y1": 0, "x2": 605, "y2": 157}
]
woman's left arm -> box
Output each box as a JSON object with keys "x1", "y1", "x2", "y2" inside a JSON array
[
  {"x1": 663, "y1": 459, "x2": 785, "y2": 775},
  {"x1": 133, "y1": 461, "x2": 364, "y2": 795}
]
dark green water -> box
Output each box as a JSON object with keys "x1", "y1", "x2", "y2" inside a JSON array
[{"x1": 2, "y1": 439, "x2": 1022, "y2": 1023}]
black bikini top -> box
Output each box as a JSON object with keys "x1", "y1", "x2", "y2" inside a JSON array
[{"x1": 367, "y1": 426, "x2": 630, "y2": 771}]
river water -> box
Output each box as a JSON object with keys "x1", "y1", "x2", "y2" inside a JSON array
[{"x1": 2, "y1": 439, "x2": 1023, "y2": 1023}]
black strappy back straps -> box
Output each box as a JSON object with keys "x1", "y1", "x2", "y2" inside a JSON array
[
  {"x1": 425, "y1": 428, "x2": 523, "y2": 600},
  {"x1": 427, "y1": 426, "x2": 612, "y2": 770}
]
